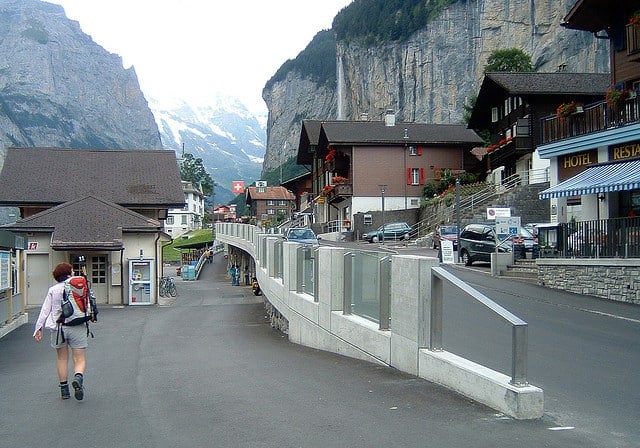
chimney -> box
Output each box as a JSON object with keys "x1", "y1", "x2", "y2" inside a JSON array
[
  {"x1": 384, "y1": 109, "x2": 395, "y2": 127},
  {"x1": 360, "y1": 112, "x2": 369, "y2": 121},
  {"x1": 557, "y1": 63, "x2": 567, "y2": 72}
]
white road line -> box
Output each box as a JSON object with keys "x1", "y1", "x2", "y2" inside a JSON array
[{"x1": 548, "y1": 426, "x2": 576, "y2": 431}]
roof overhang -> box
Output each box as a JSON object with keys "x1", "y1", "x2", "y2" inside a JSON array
[{"x1": 539, "y1": 159, "x2": 640, "y2": 199}]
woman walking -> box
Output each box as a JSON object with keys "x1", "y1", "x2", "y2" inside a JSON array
[{"x1": 33, "y1": 262, "x2": 88, "y2": 400}]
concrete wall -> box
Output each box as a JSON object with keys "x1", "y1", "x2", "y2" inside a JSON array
[{"x1": 216, "y1": 222, "x2": 543, "y2": 419}]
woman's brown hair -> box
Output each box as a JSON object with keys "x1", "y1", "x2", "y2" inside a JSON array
[{"x1": 52, "y1": 262, "x2": 73, "y2": 283}]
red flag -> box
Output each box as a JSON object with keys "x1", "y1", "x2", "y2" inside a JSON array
[{"x1": 232, "y1": 181, "x2": 245, "y2": 194}]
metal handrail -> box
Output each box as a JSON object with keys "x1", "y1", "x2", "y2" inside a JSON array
[{"x1": 430, "y1": 266, "x2": 529, "y2": 386}]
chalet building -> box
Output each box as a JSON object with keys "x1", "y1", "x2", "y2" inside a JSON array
[
  {"x1": 468, "y1": 72, "x2": 610, "y2": 185},
  {"x1": 297, "y1": 116, "x2": 483, "y2": 230},
  {"x1": 213, "y1": 205, "x2": 232, "y2": 222},
  {"x1": 0, "y1": 148, "x2": 184, "y2": 307},
  {"x1": 537, "y1": 0, "x2": 640, "y2": 223},
  {"x1": 245, "y1": 185, "x2": 296, "y2": 226},
  {"x1": 164, "y1": 181, "x2": 205, "y2": 238}
]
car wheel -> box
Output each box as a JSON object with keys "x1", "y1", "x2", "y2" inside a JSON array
[
  {"x1": 372, "y1": 235, "x2": 379, "y2": 243},
  {"x1": 403, "y1": 233, "x2": 410, "y2": 240},
  {"x1": 461, "y1": 250, "x2": 472, "y2": 266}
]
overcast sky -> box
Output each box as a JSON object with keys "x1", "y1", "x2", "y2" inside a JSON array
[{"x1": 50, "y1": 0, "x2": 352, "y2": 114}]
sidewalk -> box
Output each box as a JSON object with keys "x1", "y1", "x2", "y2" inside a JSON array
[{"x1": 0, "y1": 253, "x2": 621, "y2": 448}]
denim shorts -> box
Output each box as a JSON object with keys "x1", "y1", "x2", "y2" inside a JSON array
[{"x1": 50, "y1": 325, "x2": 88, "y2": 349}]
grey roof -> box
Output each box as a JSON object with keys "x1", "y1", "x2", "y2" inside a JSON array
[
  {"x1": 484, "y1": 72, "x2": 610, "y2": 95},
  {"x1": 0, "y1": 147, "x2": 185, "y2": 207},
  {"x1": 4, "y1": 195, "x2": 161, "y2": 250},
  {"x1": 319, "y1": 120, "x2": 483, "y2": 145}
]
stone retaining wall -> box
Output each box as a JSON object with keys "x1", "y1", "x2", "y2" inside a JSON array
[{"x1": 538, "y1": 259, "x2": 640, "y2": 304}]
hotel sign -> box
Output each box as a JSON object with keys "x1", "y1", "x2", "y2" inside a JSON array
[
  {"x1": 609, "y1": 140, "x2": 640, "y2": 161},
  {"x1": 558, "y1": 149, "x2": 597, "y2": 181}
]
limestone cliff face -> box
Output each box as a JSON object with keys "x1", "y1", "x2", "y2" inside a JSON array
[
  {"x1": 262, "y1": 0, "x2": 610, "y2": 173},
  {"x1": 0, "y1": 0, "x2": 161, "y2": 166}
]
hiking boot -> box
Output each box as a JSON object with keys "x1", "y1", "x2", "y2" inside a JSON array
[
  {"x1": 60, "y1": 383, "x2": 70, "y2": 400},
  {"x1": 71, "y1": 374, "x2": 84, "y2": 401}
]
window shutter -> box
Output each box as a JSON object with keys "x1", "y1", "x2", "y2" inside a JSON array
[
  {"x1": 417, "y1": 146, "x2": 423, "y2": 156},
  {"x1": 419, "y1": 168, "x2": 425, "y2": 185},
  {"x1": 406, "y1": 168, "x2": 412, "y2": 185}
]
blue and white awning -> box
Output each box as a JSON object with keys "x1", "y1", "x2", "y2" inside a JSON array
[{"x1": 539, "y1": 159, "x2": 640, "y2": 199}]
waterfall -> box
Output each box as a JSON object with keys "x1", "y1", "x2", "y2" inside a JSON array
[{"x1": 337, "y1": 51, "x2": 344, "y2": 119}]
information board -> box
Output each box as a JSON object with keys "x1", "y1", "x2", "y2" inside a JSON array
[{"x1": 0, "y1": 251, "x2": 9, "y2": 291}]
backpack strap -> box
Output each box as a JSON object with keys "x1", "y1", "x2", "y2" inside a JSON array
[{"x1": 56, "y1": 323, "x2": 66, "y2": 344}]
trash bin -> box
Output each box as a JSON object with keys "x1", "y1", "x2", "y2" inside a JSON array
[{"x1": 513, "y1": 243, "x2": 526, "y2": 260}]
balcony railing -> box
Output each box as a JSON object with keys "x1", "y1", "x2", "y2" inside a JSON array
[
  {"x1": 325, "y1": 183, "x2": 353, "y2": 203},
  {"x1": 538, "y1": 216, "x2": 640, "y2": 259},
  {"x1": 540, "y1": 96, "x2": 640, "y2": 144}
]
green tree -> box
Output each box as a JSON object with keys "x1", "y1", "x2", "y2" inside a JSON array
[
  {"x1": 484, "y1": 48, "x2": 534, "y2": 72},
  {"x1": 179, "y1": 153, "x2": 214, "y2": 196}
]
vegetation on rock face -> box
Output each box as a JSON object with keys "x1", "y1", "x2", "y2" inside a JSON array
[
  {"x1": 332, "y1": 0, "x2": 458, "y2": 45},
  {"x1": 265, "y1": 30, "x2": 337, "y2": 90}
]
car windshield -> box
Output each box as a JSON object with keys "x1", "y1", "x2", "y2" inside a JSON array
[
  {"x1": 519, "y1": 227, "x2": 534, "y2": 238},
  {"x1": 440, "y1": 226, "x2": 457, "y2": 235},
  {"x1": 290, "y1": 229, "x2": 315, "y2": 239}
]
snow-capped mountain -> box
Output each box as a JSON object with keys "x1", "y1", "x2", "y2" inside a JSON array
[{"x1": 149, "y1": 96, "x2": 266, "y2": 204}]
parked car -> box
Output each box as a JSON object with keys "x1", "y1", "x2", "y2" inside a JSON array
[
  {"x1": 512, "y1": 226, "x2": 536, "y2": 253},
  {"x1": 458, "y1": 223, "x2": 511, "y2": 266},
  {"x1": 283, "y1": 228, "x2": 319, "y2": 245},
  {"x1": 433, "y1": 225, "x2": 458, "y2": 250},
  {"x1": 363, "y1": 222, "x2": 411, "y2": 243}
]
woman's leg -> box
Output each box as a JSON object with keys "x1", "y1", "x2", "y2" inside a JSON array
[
  {"x1": 72, "y1": 348, "x2": 86, "y2": 375},
  {"x1": 56, "y1": 346, "x2": 69, "y2": 382}
]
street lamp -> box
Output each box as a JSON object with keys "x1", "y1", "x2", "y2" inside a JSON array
[{"x1": 379, "y1": 184, "x2": 387, "y2": 243}]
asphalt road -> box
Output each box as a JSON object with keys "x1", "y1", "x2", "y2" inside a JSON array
[{"x1": 1, "y1": 253, "x2": 638, "y2": 448}]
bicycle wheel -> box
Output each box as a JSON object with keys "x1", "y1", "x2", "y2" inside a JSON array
[{"x1": 168, "y1": 282, "x2": 177, "y2": 297}]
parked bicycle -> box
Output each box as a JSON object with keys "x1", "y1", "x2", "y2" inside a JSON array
[{"x1": 159, "y1": 276, "x2": 177, "y2": 297}]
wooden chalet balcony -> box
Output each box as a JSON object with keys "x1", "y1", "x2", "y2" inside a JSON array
[
  {"x1": 486, "y1": 135, "x2": 533, "y2": 166},
  {"x1": 540, "y1": 97, "x2": 640, "y2": 144},
  {"x1": 325, "y1": 183, "x2": 353, "y2": 203}
]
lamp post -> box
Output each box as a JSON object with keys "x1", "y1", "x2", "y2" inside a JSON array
[
  {"x1": 455, "y1": 178, "x2": 461, "y2": 263},
  {"x1": 379, "y1": 184, "x2": 387, "y2": 243}
]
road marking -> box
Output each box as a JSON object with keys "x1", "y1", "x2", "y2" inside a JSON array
[{"x1": 548, "y1": 426, "x2": 575, "y2": 431}]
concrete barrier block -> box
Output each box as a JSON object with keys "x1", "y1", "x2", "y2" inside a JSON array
[{"x1": 418, "y1": 349, "x2": 544, "y2": 420}]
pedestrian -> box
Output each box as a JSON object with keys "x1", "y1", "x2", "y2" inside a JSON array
[
  {"x1": 244, "y1": 266, "x2": 250, "y2": 285},
  {"x1": 234, "y1": 265, "x2": 241, "y2": 286},
  {"x1": 230, "y1": 264, "x2": 239, "y2": 285},
  {"x1": 33, "y1": 262, "x2": 88, "y2": 401}
]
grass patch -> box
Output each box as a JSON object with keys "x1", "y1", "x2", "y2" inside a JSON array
[{"x1": 162, "y1": 229, "x2": 215, "y2": 263}]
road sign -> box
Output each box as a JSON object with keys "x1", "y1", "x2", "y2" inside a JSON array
[
  {"x1": 495, "y1": 217, "x2": 521, "y2": 236},
  {"x1": 487, "y1": 207, "x2": 511, "y2": 220}
]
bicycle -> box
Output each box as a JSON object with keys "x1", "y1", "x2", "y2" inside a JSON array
[{"x1": 159, "y1": 276, "x2": 177, "y2": 297}]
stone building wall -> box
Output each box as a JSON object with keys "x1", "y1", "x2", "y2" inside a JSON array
[{"x1": 538, "y1": 259, "x2": 640, "y2": 304}]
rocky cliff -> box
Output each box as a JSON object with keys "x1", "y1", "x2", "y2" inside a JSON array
[
  {"x1": 0, "y1": 0, "x2": 161, "y2": 168},
  {"x1": 262, "y1": 0, "x2": 610, "y2": 173}
]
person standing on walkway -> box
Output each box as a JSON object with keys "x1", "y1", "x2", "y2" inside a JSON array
[
  {"x1": 229, "y1": 264, "x2": 238, "y2": 285},
  {"x1": 244, "y1": 266, "x2": 250, "y2": 286},
  {"x1": 33, "y1": 262, "x2": 88, "y2": 401}
]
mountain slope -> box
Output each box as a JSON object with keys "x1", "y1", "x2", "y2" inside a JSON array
[
  {"x1": 0, "y1": 0, "x2": 161, "y2": 158},
  {"x1": 150, "y1": 97, "x2": 266, "y2": 204}
]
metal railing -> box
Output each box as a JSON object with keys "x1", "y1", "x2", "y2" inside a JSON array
[
  {"x1": 343, "y1": 251, "x2": 391, "y2": 329},
  {"x1": 430, "y1": 266, "x2": 529, "y2": 386},
  {"x1": 540, "y1": 96, "x2": 640, "y2": 145},
  {"x1": 539, "y1": 216, "x2": 640, "y2": 259},
  {"x1": 410, "y1": 170, "x2": 547, "y2": 240}
]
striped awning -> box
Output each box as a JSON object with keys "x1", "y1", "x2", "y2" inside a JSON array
[{"x1": 539, "y1": 159, "x2": 640, "y2": 199}]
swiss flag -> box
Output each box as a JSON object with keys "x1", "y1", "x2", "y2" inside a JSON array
[{"x1": 232, "y1": 181, "x2": 245, "y2": 193}]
